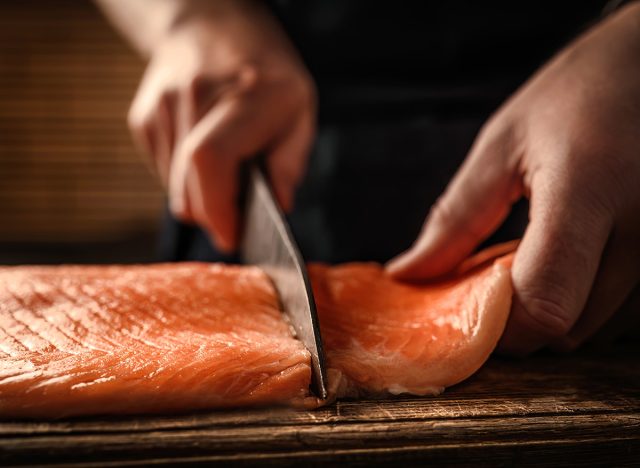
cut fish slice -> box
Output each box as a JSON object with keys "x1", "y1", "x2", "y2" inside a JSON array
[
  {"x1": 0, "y1": 242, "x2": 516, "y2": 418},
  {"x1": 0, "y1": 264, "x2": 311, "y2": 418},
  {"x1": 310, "y1": 241, "x2": 516, "y2": 397}
]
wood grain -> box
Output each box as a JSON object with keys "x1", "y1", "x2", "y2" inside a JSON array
[{"x1": 1, "y1": 341, "x2": 638, "y2": 466}]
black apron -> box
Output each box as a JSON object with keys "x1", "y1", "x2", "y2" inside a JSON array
[{"x1": 159, "y1": 0, "x2": 606, "y2": 264}]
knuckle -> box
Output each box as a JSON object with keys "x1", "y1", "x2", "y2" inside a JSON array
[
  {"x1": 519, "y1": 292, "x2": 575, "y2": 339},
  {"x1": 127, "y1": 103, "x2": 147, "y2": 133},
  {"x1": 239, "y1": 62, "x2": 261, "y2": 87},
  {"x1": 219, "y1": 62, "x2": 262, "y2": 97}
]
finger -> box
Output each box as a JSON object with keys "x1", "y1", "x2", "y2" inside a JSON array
[
  {"x1": 170, "y1": 67, "x2": 307, "y2": 250},
  {"x1": 386, "y1": 124, "x2": 523, "y2": 279},
  {"x1": 167, "y1": 72, "x2": 246, "y2": 232},
  {"x1": 128, "y1": 68, "x2": 163, "y2": 160},
  {"x1": 169, "y1": 85, "x2": 280, "y2": 251},
  {"x1": 157, "y1": 91, "x2": 196, "y2": 223},
  {"x1": 498, "y1": 171, "x2": 613, "y2": 355},
  {"x1": 179, "y1": 66, "x2": 259, "y2": 136},
  {"x1": 185, "y1": 73, "x2": 237, "y2": 125},
  {"x1": 153, "y1": 92, "x2": 177, "y2": 187},
  {"x1": 266, "y1": 109, "x2": 315, "y2": 212},
  {"x1": 127, "y1": 103, "x2": 156, "y2": 165},
  {"x1": 127, "y1": 83, "x2": 177, "y2": 184},
  {"x1": 552, "y1": 228, "x2": 639, "y2": 351},
  {"x1": 128, "y1": 90, "x2": 196, "y2": 222},
  {"x1": 185, "y1": 151, "x2": 237, "y2": 250},
  {"x1": 168, "y1": 98, "x2": 236, "y2": 251}
]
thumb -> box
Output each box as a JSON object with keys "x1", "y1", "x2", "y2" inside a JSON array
[
  {"x1": 386, "y1": 123, "x2": 523, "y2": 279},
  {"x1": 498, "y1": 169, "x2": 612, "y2": 355}
]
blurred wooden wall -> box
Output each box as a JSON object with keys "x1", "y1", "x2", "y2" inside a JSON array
[{"x1": 0, "y1": 0, "x2": 163, "y2": 245}]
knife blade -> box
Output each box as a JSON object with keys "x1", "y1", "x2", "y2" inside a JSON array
[{"x1": 240, "y1": 163, "x2": 328, "y2": 399}]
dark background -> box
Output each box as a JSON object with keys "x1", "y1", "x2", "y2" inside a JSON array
[
  {"x1": 0, "y1": 1, "x2": 163, "y2": 265},
  {"x1": 0, "y1": 0, "x2": 609, "y2": 265}
]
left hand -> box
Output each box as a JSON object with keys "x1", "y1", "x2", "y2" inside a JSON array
[{"x1": 386, "y1": 3, "x2": 640, "y2": 355}]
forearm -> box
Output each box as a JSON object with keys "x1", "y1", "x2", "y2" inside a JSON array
[
  {"x1": 94, "y1": 0, "x2": 252, "y2": 57},
  {"x1": 95, "y1": 0, "x2": 185, "y2": 56}
]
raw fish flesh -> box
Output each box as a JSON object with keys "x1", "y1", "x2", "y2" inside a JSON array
[
  {"x1": 0, "y1": 264, "x2": 311, "y2": 418},
  {"x1": 0, "y1": 242, "x2": 516, "y2": 418},
  {"x1": 310, "y1": 241, "x2": 515, "y2": 397}
]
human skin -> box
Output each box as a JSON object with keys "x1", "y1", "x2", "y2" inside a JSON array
[
  {"x1": 98, "y1": 0, "x2": 640, "y2": 355},
  {"x1": 96, "y1": 0, "x2": 316, "y2": 252},
  {"x1": 386, "y1": 2, "x2": 640, "y2": 355}
]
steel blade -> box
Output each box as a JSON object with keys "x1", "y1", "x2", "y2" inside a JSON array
[{"x1": 240, "y1": 164, "x2": 328, "y2": 399}]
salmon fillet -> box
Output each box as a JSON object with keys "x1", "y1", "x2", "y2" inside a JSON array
[
  {"x1": 310, "y1": 241, "x2": 516, "y2": 397},
  {"x1": 0, "y1": 242, "x2": 516, "y2": 418},
  {"x1": 0, "y1": 264, "x2": 311, "y2": 418}
]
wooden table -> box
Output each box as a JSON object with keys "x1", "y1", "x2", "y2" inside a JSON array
[{"x1": 1, "y1": 341, "x2": 638, "y2": 467}]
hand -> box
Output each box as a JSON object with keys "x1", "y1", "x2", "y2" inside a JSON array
[
  {"x1": 128, "y1": 0, "x2": 316, "y2": 251},
  {"x1": 387, "y1": 3, "x2": 640, "y2": 355}
]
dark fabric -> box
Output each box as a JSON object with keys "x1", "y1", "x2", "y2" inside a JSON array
[
  {"x1": 269, "y1": 0, "x2": 605, "y2": 122},
  {"x1": 159, "y1": 117, "x2": 528, "y2": 264},
  {"x1": 158, "y1": 1, "x2": 605, "y2": 263},
  {"x1": 271, "y1": 0, "x2": 604, "y2": 85}
]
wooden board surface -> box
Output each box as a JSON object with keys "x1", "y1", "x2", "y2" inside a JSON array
[{"x1": 1, "y1": 341, "x2": 638, "y2": 467}]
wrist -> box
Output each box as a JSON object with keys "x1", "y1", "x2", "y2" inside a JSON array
[
  {"x1": 151, "y1": 0, "x2": 298, "y2": 72},
  {"x1": 166, "y1": 0, "x2": 266, "y2": 36},
  {"x1": 151, "y1": 0, "x2": 279, "y2": 55}
]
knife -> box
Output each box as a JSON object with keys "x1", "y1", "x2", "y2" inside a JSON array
[{"x1": 240, "y1": 163, "x2": 328, "y2": 399}]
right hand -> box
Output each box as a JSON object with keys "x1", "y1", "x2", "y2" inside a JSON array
[{"x1": 128, "y1": 0, "x2": 316, "y2": 252}]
